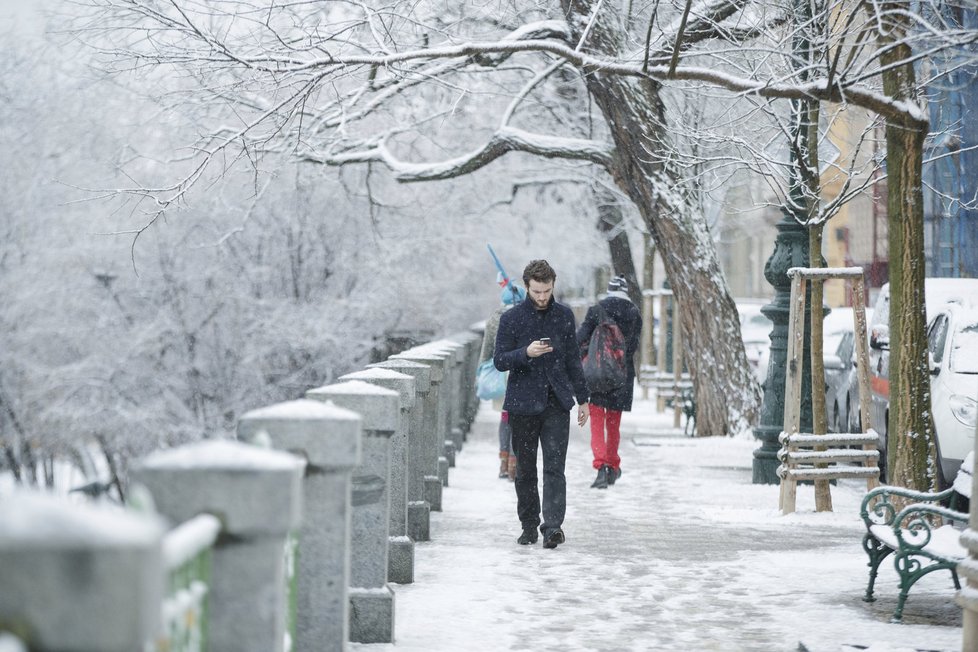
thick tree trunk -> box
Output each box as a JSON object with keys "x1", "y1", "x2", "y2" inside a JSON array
[
  {"x1": 879, "y1": 14, "x2": 936, "y2": 492},
  {"x1": 562, "y1": 0, "x2": 760, "y2": 435},
  {"x1": 596, "y1": 190, "x2": 642, "y2": 305}
]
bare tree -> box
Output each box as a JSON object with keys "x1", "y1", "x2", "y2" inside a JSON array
[{"x1": 75, "y1": 0, "x2": 978, "y2": 455}]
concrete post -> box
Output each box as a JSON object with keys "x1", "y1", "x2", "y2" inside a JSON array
[
  {"x1": 367, "y1": 359, "x2": 432, "y2": 542},
  {"x1": 460, "y1": 331, "x2": 481, "y2": 430},
  {"x1": 424, "y1": 340, "x2": 466, "y2": 455},
  {"x1": 0, "y1": 492, "x2": 164, "y2": 652},
  {"x1": 467, "y1": 323, "x2": 488, "y2": 424},
  {"x1": 133, "y1": 440, "x2": 305, "y2": 652},
  {"x1": 392, "y1": 349, "x2": 450, "y2": 511},
  {"x1": 338, "y1": 368, "x2": 417, "y2": 584},
  {"x1": 237, "y1": 399, "x2": 362, "y2": 652},
  {"x1": 305, "y1": 380, "x2": 400, "y2": 644}
]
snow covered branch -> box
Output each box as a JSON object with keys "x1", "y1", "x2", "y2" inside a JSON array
[{"x1": 304, "y1": 126, "x2": 614, "y2": 181}]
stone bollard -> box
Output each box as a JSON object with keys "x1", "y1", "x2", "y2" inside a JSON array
[
  {"x1": 133, "y1": 439, "x2": 305, "y2": 652},
  {"x1": 423, "y1": 340, "x2": 466, "y2": 454},
  {"x1": 392, "y1": 349, "x2": 450, "y2": 511},
  {"x1": 237, "y1": 399, "x2": 361, "y2": 652},
  {"x1": 0, "y1": 492, "x2": 164, "y2": 652},
  {"x1": 367, "y1": 358, "x2": 432, "y2": 542},
  {"x1": 338, "y1": 368, "x2": 416, "y2": 584},
  {"x1": 418, "y1": 342, "x2": 463, "y2": 486},
  {"x1": 452, "y1": 330, "x2": 483, "y2": 432},
  {"x1": 306, "y1": 380, "x2": 400, "y2": 644}
]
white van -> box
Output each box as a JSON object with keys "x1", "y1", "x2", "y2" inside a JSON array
[{"x1": 868, "y1": 278, "x2": 978, "y2": 483}]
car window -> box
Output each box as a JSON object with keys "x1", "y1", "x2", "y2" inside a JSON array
[
  {"x1": 928, "y1": 314, "x2": 949, "y2": 364},
  {"x1": 838, "y1": 332, "x2": 854, "y2": 362},
  {"x1": 951, "y1": 318, "x2": 978, "y2": 374}
]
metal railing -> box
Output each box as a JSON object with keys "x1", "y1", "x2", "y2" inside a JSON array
[{"x1": 151, "y1": 514, "x2": 222, "y2": 652}]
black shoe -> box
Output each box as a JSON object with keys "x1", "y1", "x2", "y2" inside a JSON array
[
  {"x1": 607, "y1": 466, "x2": 621, "y2": 486},
  {"x1": 516, "y1": 528, "x2": 539, "y2": 545},
  {"x1": 590, "y1": 466, "x2": 609, "y2": 489},
  {"x1": 543, "y1": 529, "x2": 565, "y2": 549}
]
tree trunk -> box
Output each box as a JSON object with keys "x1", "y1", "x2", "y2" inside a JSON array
[
  {"x1": 878, "y1": 13, "x2": 936, "y2": 492},
  {"x1": 562, "y1": 0, "x2": 760, "y2": 435},
  {"x1": 809, "y1": 223, "x2": 832, "y2": 510},
  {"x1": 596, "y1": 190, "x2": 642, "y2": 305}
]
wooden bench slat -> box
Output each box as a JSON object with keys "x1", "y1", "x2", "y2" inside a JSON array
[
  {"x1": 781, "y1": 465, "x2": 879, "y2": 481},
  {"x1": 784, "y1": 449, "x2": 879, "y2": 465},
  {"x1": 780, "y1": 432, "x2": 880, "y2": 447}
]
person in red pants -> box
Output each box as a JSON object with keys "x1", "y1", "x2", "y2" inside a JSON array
[{"x1": 576, "y1": 276, "x2": 642, "y2": 489}]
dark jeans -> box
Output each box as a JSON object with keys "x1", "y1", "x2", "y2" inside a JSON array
[{"x1": 509, "y1": 401, "x2": 570, "y2": 538}]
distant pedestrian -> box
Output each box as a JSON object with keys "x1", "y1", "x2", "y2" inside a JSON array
[
  {"x1": 493, "y1": 259, "x2": 589, "y2": 549},
  {"x1": 478, "y1": 280, "x2": 526, "y2": 480},
  {"x1": 576, "y1": 275, "x2": 642, "y2": 490}
]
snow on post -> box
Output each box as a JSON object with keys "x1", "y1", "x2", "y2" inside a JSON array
[
  {"x1": 448, "y1": 330, "x2": 483, "y2": 433},
  {"x1": 0, "y1": 492, "x2": 164, "y2": 652},
  {"x1": 305, "y1": 380, "x2": 400, "y2": 644},
  {"x1": 339, "y1": 368, "x2": 417, "y2": 584},
  {"x1": 133, "y1": 439, "x2": 305, "y2": 652},
  {"x1": 235, "y1": 398, "x2": 361, "y2": 652},
  {"x1": 409, "y1": 342, "x2": 461, "y2": 487},
  {"x1": 392, "y1": 348, "x2": 452, "y2": 512},
  {"x1": 367, "y1": 358, "x2": 432, "y2": 543},
  {"x1": 420, "y1": 339, "x2": 468, "y2": 454}
]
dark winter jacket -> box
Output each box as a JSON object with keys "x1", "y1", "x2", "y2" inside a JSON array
[
  {"x1": 576, "y1": 294, "x2": 643, "y2": 412},
  {"x1": 493, "y1": 296, "x2": 590, "y2": 415}
]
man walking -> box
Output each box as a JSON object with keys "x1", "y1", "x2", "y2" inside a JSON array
[
  {"x1": 493, "y1": 259, "x2": 589, "y2": 549},
  {"x1": 576, "y1": 275, "x2": 642, "y2": 489}
]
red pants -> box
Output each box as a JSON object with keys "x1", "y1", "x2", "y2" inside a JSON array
[{"x1": 589, "y1": 404, "x2": 622, "y2": 470}]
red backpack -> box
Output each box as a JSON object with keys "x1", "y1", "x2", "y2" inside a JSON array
[{"x1": 582, "y1": 304, "x2": 628, "y2": 393}]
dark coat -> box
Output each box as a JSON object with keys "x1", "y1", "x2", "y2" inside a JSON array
[
  {"x1": 576, "y1": 295, "x2": 643, "y2": 411},
  {"x1": 493, "y1": 296, "x2": 590, "y2": 415}
]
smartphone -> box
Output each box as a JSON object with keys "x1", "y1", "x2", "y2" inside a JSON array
[{"x1": 539, "y1": 338, "x2": 552, "y2": 346}]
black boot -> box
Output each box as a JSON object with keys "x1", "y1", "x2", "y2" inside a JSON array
[
  {"x1": 607, "y1": 466, "x2": 621, "y2": 486},
  {"x1": 590, "y1": 465, "x2": 609, "y2": 489},
  {"x1": 516, "y1": 527, "x2": 539, "y2": 545}
]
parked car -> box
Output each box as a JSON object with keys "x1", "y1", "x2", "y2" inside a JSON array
[
  {"x1": 843, "y1": 308, "x2": 873, "y2": 434},
  {"x1": 868, "y1": 278, "x2": 978, "y2": 480},
  {"x1": 926, "y1": 303, "x2": 978, "y2": 488},
  {"x1": 822, "y1": 308, "x2": 856, "y2": 433},
  {"x1": 736, "y1": 300, "x2": 773, "y2": 383}
]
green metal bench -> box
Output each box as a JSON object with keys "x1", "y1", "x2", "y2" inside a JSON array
[{"x1": 859, "y1": 484, "x2": 967, "y2": 622}]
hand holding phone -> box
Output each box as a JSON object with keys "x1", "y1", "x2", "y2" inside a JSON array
[{"x1": 527, "y1": 338, "x2": 552, "y2": 358}]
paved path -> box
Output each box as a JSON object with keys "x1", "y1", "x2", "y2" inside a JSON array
[{"x1": 353, "y1": 399, "x2": 962, "y2": 652}]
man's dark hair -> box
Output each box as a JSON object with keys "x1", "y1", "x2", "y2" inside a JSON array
[{"x1": 523, "y1": 259, "x2": 557, "y2": 286}]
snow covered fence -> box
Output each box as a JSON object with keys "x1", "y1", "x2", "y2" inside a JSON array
[
  {"x1": 427, "y1": 339, "x2": 469, "y2": 455},
  {"x1": 0, "y1": 332, "x2": 483, "y2": 652},
  {"x1": 449, "y1": 330, "x2": 483, "y2": 437},
  {"x1": 236, "y1": 399, "x2": 361, "y2": 652},
  {"x1": 158, "y1": 512, "x2": 221, "y2": 651},
  {"x1": 391, "y1": 348, "x2": 451, "y2": 510},
  {"x1": 338, "y1": 368, "x2": 418, "y2": 584},
  {"x1": 367, "y1": 359, "x2": 433, "y2": 542},
  {"x1": 408, "y1": 344, "x2": 459, "y2": 482},
  {"x1": 133, "y1": 439, "x2": 305, "y2": 652},
  {"x1": 0, "y1": 492, "x2": 165, "y2": 652},
  {"x1": 305, "y1": 380, "x2": 400, "y2": 644}
]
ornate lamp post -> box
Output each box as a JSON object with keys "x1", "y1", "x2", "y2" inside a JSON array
[{"x1": 751, "y1": 190, "x2": 815, "y2": 483}]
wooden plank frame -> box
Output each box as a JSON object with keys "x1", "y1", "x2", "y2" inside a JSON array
[{"x1": 778, "y1": 266, "x2": 880, "y2": 514}]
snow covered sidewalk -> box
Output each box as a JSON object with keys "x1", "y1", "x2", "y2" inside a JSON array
[{"x1": 352, "y1": 396, "x2": 963, "y2": 652}]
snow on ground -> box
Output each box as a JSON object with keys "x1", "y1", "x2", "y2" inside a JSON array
[{"x1": 353, "y1": 393, "x2": 963, "y2": 652}]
